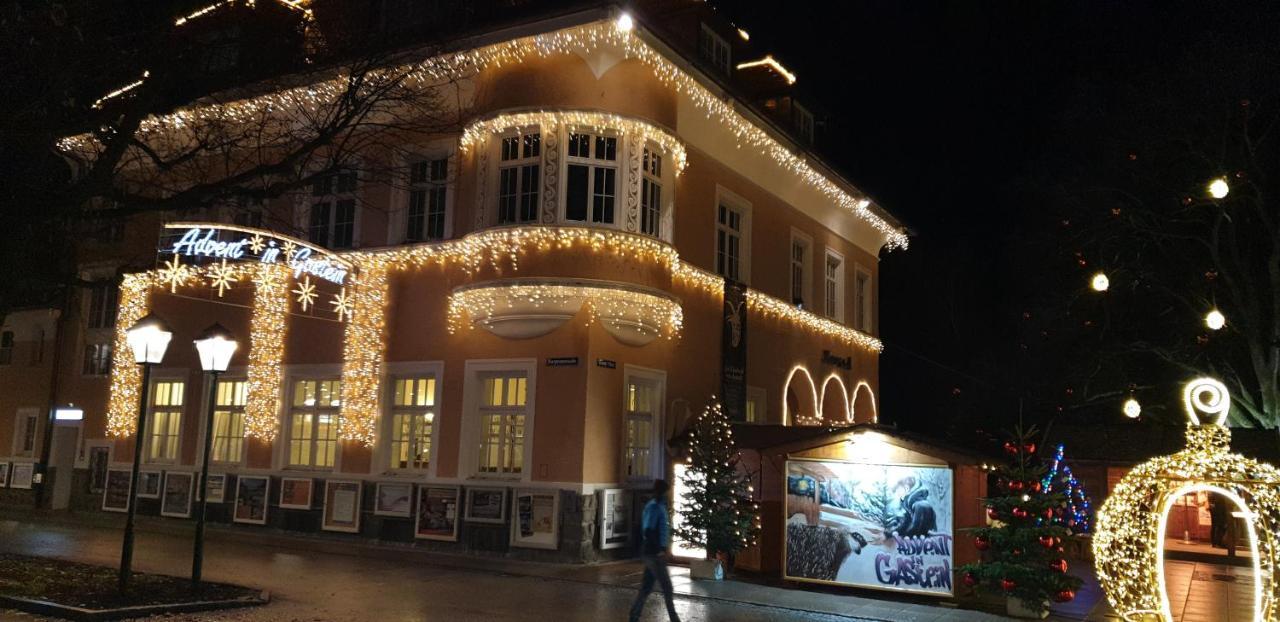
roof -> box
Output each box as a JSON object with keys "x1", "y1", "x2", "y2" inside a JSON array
[{"x1": 731, "y1": 422, "x2": 999, "y2": 463}]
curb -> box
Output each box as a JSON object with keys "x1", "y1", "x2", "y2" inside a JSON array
[{"x1": 0, "y1": 591, "x2": 269, "y2": 621}]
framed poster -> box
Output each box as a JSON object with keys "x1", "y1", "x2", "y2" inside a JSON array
[
  {"x1": 102, "y1": 468, "x2": 133, "y2": 513},
  {"x1": 9, "y1": 463, "x2": 34, "y2": 489},
  {"x1": 279, "y1": 477, "x2": 314, "y2": 509},
  {"x1": 464, "y1": 487, "x2": 506, "y2": 524},
  {"x1": 415, "y1": 486, "x2": 460, "y2": 541},
  {"x1": 87, "y1": 445, "x2": 111, "y2": 491},
  {"x1": 201, "y1": 473, "x2": 226, "y2": 503},
  {"x1": 161, "y1": 471, "x2": 194, "y2": 518},
  {"x1": 374, "y1": 482, "x2": 414, "y2": 518},
  {"x1": 511, "y1": 489, "x2": 560, "y2": 550},
  {"x1": 234, "y1": 475, "x2": 270, "y2": 525},
  {"x1": 137, "y1": 470, "x2": 162, "y2": 499},
  {"x1": 323, "y1": 480, "x2": 362, "y2": 533},
  {"x1": 0, "y1": 462, "x2": 8, "y2": 488},
  {"x1": 783, "y1": 458, "x2": 954, "y2": 597},
  {"x1": 598, "y1": 488, "x2": 630, "y2": 549}
]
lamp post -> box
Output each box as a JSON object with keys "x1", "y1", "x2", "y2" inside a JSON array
[
  {"x1": 120, "y1": 313, "x2": 173, "y2": 592},
  {"x1": 191, "y1": 323, "x2": 237, "y2": 589}
]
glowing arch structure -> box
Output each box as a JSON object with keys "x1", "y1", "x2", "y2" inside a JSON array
[
  {"x1": 1094, "y1": 378, "x2": 1280, "y2": 621},
  {"x1": 782, "y1": 366, "x2": 819, "y2": 426},
  {"x1": 818, "y1": 374, "x2": 851, "y2": 423},
  {"x1": 851, "y1": 380, "x2": 878, "y2": 424}
]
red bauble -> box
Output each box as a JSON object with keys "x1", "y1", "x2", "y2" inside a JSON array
[
  {"x1": 1043, "y1": 508, "x2": 1054, "y2": 520},
  {"x1": 963, "y1": 572, "x2": 979, "y2": 587},
  {"x1": 1053, "y1": 589, "x2": 1076, "y2": 603},
  {"x1": 1039, "y1": 535, "x2": 1056, "y2": 549},
  {"x1": 1003, "y1": 441, "x2": 1018, "y2": 455},
  {"x1": 1012, "y1": 507, "x2": 1028, "y2": 519},
  {"x1": 1012, "y1": 547, "x2": 1024, "y2": 556},
  {"x1": 1050, "y1": 559, "x2": 1069, "y2": 573},
  {"x1": 1030, "y1": 481, "x2": 1043, "y2": 493},
  {"x1": 974, "y1": 536, "x2": 991, "y2": 551},
  {"x1": 987, "y1": 506, "x2": 999, "y2": 520},
  {"x1": 1001, "y1": 578, "x2": 1017, "y2": 592},
  {"x1": 1007, "y1": 480, "x2": 1025, "y2": 492},
  {"x1": 1023, "y1": 442, "x2": 1037, "y2": 454}
]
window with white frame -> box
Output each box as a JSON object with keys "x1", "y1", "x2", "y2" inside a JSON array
[
  {"x1": 565, "y1": 131, "x2": 618, "y2": 225},
  {"x1": 147, "y1": 380, "x2": 184, "y2": 463},
  {"x1": 476, "y1": 372, "x2": 527, "y2": 476},
  {"x1": 0, "y1": 331, "x2": 12, "y2": 365},
  {"x1": 498, "y1": 131, "x2": 541, "y2": 224},
  {"x1": 288, "y1": 379, "x2": 340, "y2": 469},
  {"x1": 716, "y1": 202, "x2": 746, "y2": 282},
  {"x1": 86, "y1": 282, "x2": 118, "y2": 329},
  {"x1": 854, "y1": 269, "x2": 873, "y2": 332},
  {"x1": 389, "y1": 376, "x2": 436, "y2": 471},
  {"x1": 13, "y1": 410, "x2": 38, "y2": 457},
  {"x1": 641, "y1": 147, "x2": 663, "y2": 237},
  {"x1": 211, "y1": 380, "x2": 247, "y2": 464},
  {"x1": 699, "y1": 23, "x2": 731, "y2": 75},
  {"x1": 790, "y1": 233, "x2": 811, "y2": 308},
  {"x1": 624, "y1": 375, "x2": 660, "y2": 480},
  {"x1": 309, "y1": 170, "x2": 358, "y2": 249},
  {"x1": 83, "y1": 342, "x2": 111, "y2": 376},
  {"x1": 407, "y1": 158, "x2": 449, "y2": 241},
  {"x1": 825, "y1": 250, "x2": 845, "y2": 322}
]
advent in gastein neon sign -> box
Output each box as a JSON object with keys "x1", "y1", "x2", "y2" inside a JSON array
[{"x1": 161, "y1": 222, "x2": 351, "y2": 285}]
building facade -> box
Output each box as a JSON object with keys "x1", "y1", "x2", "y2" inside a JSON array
[{"x1": 0, "y1": 3, "x2": 908, "y2": 563}]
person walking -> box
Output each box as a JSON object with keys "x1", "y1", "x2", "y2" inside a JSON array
[{"x1": 629, "y1": 479, "x2": 681, "y2": 622}]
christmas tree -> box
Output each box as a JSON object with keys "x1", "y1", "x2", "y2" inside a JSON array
[
  {"x1": 1041, "y1": 443, "x2": 1092, "y2": 534},
  {"x1": 959, "y1": 426, "x2": 1083, "y2": 611},
  {"x1": 674, "y1": 398, "x2": 761, "y2": 561},
  {"x1": 851, "y1": 477, "x2": 895, "y2": 533}
]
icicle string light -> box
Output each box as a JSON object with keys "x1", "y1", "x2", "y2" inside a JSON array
[
  {"x1": 244, "y1": 263, "x2": 290, "y2": 441},
  {"x1": 461, "y1": 110, "x2": 687, "y2": 175},
  {"x1": 447, "y1": 279, "x2": 683, "y2": 339},
  {"x1": 62, "y1": 19, "x2": 906, "y2": 248},
  {"x1": 105, "y1": 274, "x2": 156, "y2": 437},
  {"x1": 337, "y1": 262, "x2": 388, "y2": 446}
]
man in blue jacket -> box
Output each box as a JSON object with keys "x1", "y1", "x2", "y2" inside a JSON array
[{"x1": 628, "y1": 479, "x2": 681, "y2": 622}]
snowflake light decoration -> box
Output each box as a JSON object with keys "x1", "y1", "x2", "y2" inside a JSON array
[
  {"x1": 248, "y1": 234, "x2": 266, "y2": 254},
  {"x1": 208, "y1": 259, "x2": 238, "y2": 297},
  {"x1": 157, "y1": 256, "x2": 193, "y2": 293},
  {"x1": 330, "y1": 287, "x2": 353, "y2": 321},
  {"x1": 292, "y1": 275, "x2": 317, "y2": 311}
]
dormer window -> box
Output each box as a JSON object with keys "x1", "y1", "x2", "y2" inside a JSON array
[
  {"x1": 699, "y1": 24, "x2": 731, "y2": 75},
  {"x1": 565, "y1": 132, "x2": 618, "y2": 225},
  {"x1": 498, "y1": 131, "x2": 541, "y2": 224}
]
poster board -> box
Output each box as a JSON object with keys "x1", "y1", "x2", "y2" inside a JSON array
[
  {"x1": 374, "y1": 482, "x2": 414, "y2": 518},
  {"x1": 161, "y1": 471, "x2": 194, "y2": 518},
  {"x1": 322, "y1": 480, "x2": 362, "y2": 533},
  {"x1": 202, "y1": 473, "x2": 226, "y2": 503},
  {"x1": 279, "y1": 477, "x2": 314, "y2": 509},
  {"x1": 9, "y1": 463, "x2": 33, "y2": 489},
  {"x1": 102, "y1": 468, "x2": 132, "y2": 513},
  {"x1": 234, "y1": 475, "x2": 270, "y2": 525},
  {"x1": 598, "y1": 488, "x2": 630, "y2": 550},
  {"x1": 415, "y1": 486, "x2": 460, "y2": 541},
  {"x1": 511, "y1": 489, "x2": 560, "y2": 550},
  {"x1": 137, "y1": 470, "x2": 162, "y2": 499},
  {"x1": 783, "y1": 458, "x2": 954, "y2": 597},
  {"x1": 465, "y1": 487, "x2": 506, "y2": 524},
  {"x1": 0, "y1": 463, "x2": 8, "y2": 488}
]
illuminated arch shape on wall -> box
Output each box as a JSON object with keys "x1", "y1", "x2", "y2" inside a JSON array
[
  {"x1": 1094, "y1": 378, "x2": 1280, "y2": 622},
  {"x1": 851, "y1": 380, "x2": 878, "y2": 424},
  {"x1": 818, "y1": 374, "x2": 851, "y2": 424},
  {"x1": 782, "y1": 365, "x2": 819, "y2": 426}
]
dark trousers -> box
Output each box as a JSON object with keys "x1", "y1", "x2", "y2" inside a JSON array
[{"x1": 628, "y1": 554, "x2": 680, "y2": 622}]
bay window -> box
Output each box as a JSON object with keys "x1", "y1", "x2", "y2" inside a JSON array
[
  {"x1": 288, "y1": 379, "x2": 340, "y2": 469},
  {"x1": 498, "y1": 131, "x2": 540, "y2": 224},
  {"x1": 641, "y1": 148, "x2": 663, "y2": 237},
  {"x1": 565, "y1": 132, "x2": 618, "y2": 225}
]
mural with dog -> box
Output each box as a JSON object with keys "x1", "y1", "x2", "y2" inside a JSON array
[{"x1": 784, "y1": 458, "x2": 954, "y2": 596}]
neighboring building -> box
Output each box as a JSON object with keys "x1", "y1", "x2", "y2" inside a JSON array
[{"x1": 1, "y1": 2, "x2": 911, "y2": 564}]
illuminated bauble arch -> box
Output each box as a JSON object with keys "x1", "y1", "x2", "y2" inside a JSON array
[{"x1": 1093, "y1": 377, "x2": 1280, "y2": 622}]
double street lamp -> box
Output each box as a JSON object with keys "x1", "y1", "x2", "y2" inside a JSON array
[{"x1": 119, "y1": 314, "x2": 237, "y2": 592}]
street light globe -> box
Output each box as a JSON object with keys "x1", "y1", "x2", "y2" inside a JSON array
[
  {"x1": 1123, "y1": 397, "x2": 1142, "y2": 419},
  {"x1": 1208, "y1": 177, "x2": 1230, "y2": 199},
  {"x1": 1091, "y1": 272, "x2": 1110, "y2": 292},
  {"x1": 1205, "y1": 309, "x2": 1226, "y2": 331},
  {"x1": 193, "y1": 323, "x2": 238, "y2": 373},
  {"x1": 615, "y1": 12, "x2": 633, "y2": 32},
  {"x1": 125, "y1": 313, "x2": 173, "y2": 365}
]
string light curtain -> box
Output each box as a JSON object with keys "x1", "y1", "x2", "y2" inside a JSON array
[
  {"x1": 244, "y1": 264, "x2": 290, "y2": 441},
  {"x1": 105, "y1": 274, "x2": 156, "y2": 437},
  {"x1": 337, "y1": 262, "x2": 389, "y2": 446}
]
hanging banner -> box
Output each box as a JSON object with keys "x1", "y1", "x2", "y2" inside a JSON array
[{"x1": 721, "y1": 281, "x2": 748, "y2": 421}]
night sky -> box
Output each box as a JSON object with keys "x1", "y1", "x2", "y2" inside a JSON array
[{"x1": 716, "y1": 1, "x2": 1280, "y2": 432}]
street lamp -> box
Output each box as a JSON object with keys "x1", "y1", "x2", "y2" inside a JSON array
[
  {"x1": 119, "y1": 313, "x2": 172, "y2": 592},
  {"x1": 1208, "y1": 177, "x2": 1230, "y2": 200},
  {"x1": 1090, "y1": 272, "x2": 1110, "y2": 292},
  {"x1": 1206, "y1": 309, "x2": 1226, "y2": 331},
  {"x1": 191, "y1": 323, "x2": 237, "y2": 589}
]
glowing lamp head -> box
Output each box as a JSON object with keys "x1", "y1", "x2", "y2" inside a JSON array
[
  {"x1": 1091, "y1": 272, "x2": 1110, "y2": 292},
  {"x1": 1205, "y1": 309, "x2": 1226, "y2": 331},
  {"x1": 615, "y1": 12, "x2": 634, "y2": 32},
  {"x1": 193, "y1": 322, "x2": 238, "y2": 373},
  {"x1": 125, "y1": 312, "x2": 173, "y2": 365},
  {"x1": 1208, "y1": 177, "x2": 1230, "y2": 199},
  {"x1": 1123, "y1": 397, "x2": 1142, "y2": 419}
]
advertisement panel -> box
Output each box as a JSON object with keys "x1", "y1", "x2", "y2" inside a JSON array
[{"x1": 784, "y1": 458, "x2": 954, "y2": 596}]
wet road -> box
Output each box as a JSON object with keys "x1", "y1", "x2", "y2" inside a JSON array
[{"x1": 0, "y1": 520, "x2": 871, "y2": 622}]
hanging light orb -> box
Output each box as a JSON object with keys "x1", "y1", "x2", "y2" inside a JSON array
[
  {"x1": 1091, "y1": 272, "x2": 1110, "y2": 292},
  {"x1": 615, "y1": 12, "x2": 634, "y2": 32},
  {"x1": 1123, "y1": 397, "x2": 1142, "y2": 419},
  {"x1": 1205, "y1": 309, "x2": 1226, "y2": 331},
  {"x1": 1208, "y1": 177, "x2": 1230, "y2": 199}
]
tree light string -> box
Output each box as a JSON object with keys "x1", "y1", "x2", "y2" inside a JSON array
[{"x1": 62, "y1": 18, "x2": 906, "y2": 249}]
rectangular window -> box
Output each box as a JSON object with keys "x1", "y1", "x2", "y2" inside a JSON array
[
  {"x1": 498, "y1": 132, "x2": 541, "y2": 224},
  {"x1": 288, "y1": 379, "x2": 340, "y2": 468},
  {"x1": 211, "y1": 380, "x2": 247, "y2": 464},
  {"x1": 147, "y1": 381, "x2": 184, "y2": 463},
  {"x1": 699, "y1": 24, "x2": 731, "y2": 75},
  {"x1": 715, "y1": 204, "x2": 744, "y2": 282},
  {"x1": 87, "y1": 282, "x2": 119, "y2": 329},
  {"x1": 855, "y1": 270, "x2": 872, "y2": 332},
  {"x1": 14, "y1": 411, "x2": 38, "y2": 457},
  {"x1": 746, "y1": 387, "x2": 767, "y2": 424},
  {"x1": 565, "y1": 132, "x2": 618, "y2": 225},
  {"x1": 82, "y1": 342, "x2": 112, "y2": 376},
  {"x1": 825, "y1": 251, "x2": 845, "y2": 322},
  {"x1": 389, "y1": 376, "x2": 436, "y2": 471},
  {"x1": 794, "y1": 103, "x2": 815, "y2": 144},
  {"x1": 309, "y1": 170, "x2": 358, "y2": 249},
  {"x1": 641, "y1": 148, "x2": 663, "y2": 237},
  {"x1": 477, "y1": 373, "x2": 527, "y2": 476},
  {"x1": 790, "y1": 235, "x2": 810, "y2": 308},
  {"x1": 624, "y1": 377, "x2": 659, "y2": 480},
  {"x1": 0, "y1": 331, "x2": 12, "y2": 365},
  {"x1": 407, "y1": 158, "x2": 449, "y2": 241}
]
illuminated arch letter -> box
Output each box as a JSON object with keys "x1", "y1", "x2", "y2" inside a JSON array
[
  {"x1": 851, "y1": 380, "x2": 878, "y2": 424},
  {"x1": 782, "y1": 366, "x2": 819, "y2": 426},
  {"x1": 819, "y1": 374, "x2": 851, "y2": 424}
]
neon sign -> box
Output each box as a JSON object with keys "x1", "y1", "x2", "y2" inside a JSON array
[{"x1": 161, "y1": 222, "x2": 352, "y2": 285}]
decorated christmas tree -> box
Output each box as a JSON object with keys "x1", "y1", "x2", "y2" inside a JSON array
[
  {"x1": 851, "y1": 477, "x2": 896, "y2": 533},
  {"x1": 674, "y1": 398, "x2": 761, "y2": 561},
  {"x1": 959, "y1": 426, "x2": 1082, "y2": 614},
  {"x1": 1041, "y1": 443, "x2": 1092, "y2": 534}
]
